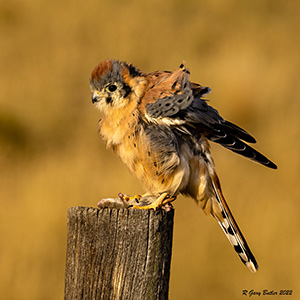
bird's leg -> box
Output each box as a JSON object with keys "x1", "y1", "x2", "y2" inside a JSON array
[{"x1": 132, "y1": 192, "x2": 176, "y2": 210}]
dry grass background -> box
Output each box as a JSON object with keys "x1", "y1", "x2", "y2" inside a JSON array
[{"x1": 1, "y1": 0, "x2": 299, "y2": 299}]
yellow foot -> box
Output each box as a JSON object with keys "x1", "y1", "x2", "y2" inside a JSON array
[{"x1": 132, "y1": 192, "x2": 175, "y2": 210}]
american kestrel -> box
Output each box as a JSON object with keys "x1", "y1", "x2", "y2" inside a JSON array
[{"x1": 89, "y1": 59, "x2": 277, "y2": 273}]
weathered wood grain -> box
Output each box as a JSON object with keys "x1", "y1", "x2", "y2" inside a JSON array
[{"x1": 64, "y1": 206, "x2": 174, "y2": 300}]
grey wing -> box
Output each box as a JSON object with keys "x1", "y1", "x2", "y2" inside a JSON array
[
  {"x1": 145, "y1": 86, "x2": 277, "y2": 169},
  {"x1": 146, "y1": 75, "x2": 194, "y2": 118}
]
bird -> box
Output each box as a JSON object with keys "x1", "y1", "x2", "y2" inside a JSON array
[{"x1": 89, "y1": 59, "x2": 277, "y2": 273}]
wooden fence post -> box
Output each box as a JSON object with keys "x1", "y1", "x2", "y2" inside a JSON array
[{"x1": 64, "y1": 206, "x2": 174, "y2": 300}]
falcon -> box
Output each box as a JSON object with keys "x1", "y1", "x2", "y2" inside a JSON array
[{"x1": 89, "y1": 59, "x2": 277, "y2": 272}]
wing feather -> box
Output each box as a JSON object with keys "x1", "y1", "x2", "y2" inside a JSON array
[{"x1": 141, "y1": 63, "x2": 277, "y2": 169}]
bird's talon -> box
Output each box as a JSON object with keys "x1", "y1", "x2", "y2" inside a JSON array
[{"x1": 131, "y1": 192, "x2": 173, "y2": 210}]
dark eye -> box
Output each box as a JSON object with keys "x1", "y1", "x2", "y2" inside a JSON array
[{"x1": 106, "y1": 84, "x2": 117, "y2": 92}]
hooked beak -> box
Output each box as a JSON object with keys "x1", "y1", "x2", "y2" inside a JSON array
[
  {"x1": 92, "y1": 94, "x2": 98, "y2": 103},
  {"x1": 91, "y1": 91, "x2": 103, "y2": 104}
]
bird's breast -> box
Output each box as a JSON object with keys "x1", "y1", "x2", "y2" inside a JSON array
[{"x1": 113, "y1": 127, "x2": 194, "y2": 195}]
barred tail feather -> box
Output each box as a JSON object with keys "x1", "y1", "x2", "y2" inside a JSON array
[{"x1": 211, "y1": 177, "x2": 259, "y2": 273}]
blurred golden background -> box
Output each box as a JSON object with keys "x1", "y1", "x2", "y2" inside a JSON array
[{"x1": 1, "y1": 0, "x2": 299, "y2": 299}]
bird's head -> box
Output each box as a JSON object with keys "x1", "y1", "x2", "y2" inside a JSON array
[{"x1": 89, "y1": 59, "x2": 147, "y2": 114}]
